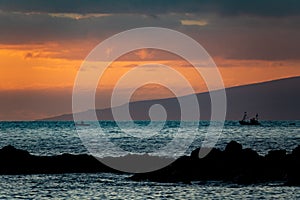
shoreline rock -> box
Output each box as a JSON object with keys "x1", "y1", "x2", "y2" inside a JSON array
[
  {"x1": 131, "y1": 141, "x2": 300, "y2": 186},
  {"x1": 0, "y1": 145, "x2": 117, "y2": 174},
  {"x1": 0, "y1": 141, "x2": 300, "y2": 186}
]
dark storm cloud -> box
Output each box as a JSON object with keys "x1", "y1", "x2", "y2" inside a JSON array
[{"x1": 0, "y1": 0, "x2": 299, "y2": 17}]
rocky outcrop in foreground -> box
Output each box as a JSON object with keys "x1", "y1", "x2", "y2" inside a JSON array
[
  {"x1": 131, "y1": 141, "x2": 300, "y2": 186},
  {"x1": 0, "y1": 145, "x2": 117, "y2": 174},
  {"x1": 0, "y1": 142, "x2": 300, "y2": 186}
]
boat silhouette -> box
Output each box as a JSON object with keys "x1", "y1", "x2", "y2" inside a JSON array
[{"x1": 239, "y1": 112, "x2": 260, "y2": 125}]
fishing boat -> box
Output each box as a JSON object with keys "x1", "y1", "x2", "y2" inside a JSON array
[
  {"x1": 239, "y1": 112, "x2": 260, "y2": 125},
  {"x1": 239, "y1": 119, "x2": 260, "y2": 125}
]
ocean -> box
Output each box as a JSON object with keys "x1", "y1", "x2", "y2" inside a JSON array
[{"x1": 0, "y1": 121, "x2": 299, "y2": 199}]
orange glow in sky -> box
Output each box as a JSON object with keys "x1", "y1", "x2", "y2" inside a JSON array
[
  {"x1": 1, "y1": 44, "x2": 300, "y2": 92},
  {"x1": 1, "y1": 43, "x2": 300, "y2": 120},
  {"x1": 0, "y1": 1, "x2": 299, "y2": 121}
]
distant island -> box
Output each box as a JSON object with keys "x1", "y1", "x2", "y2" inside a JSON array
[
  {"x1": 1, "y1": 141, "x2": 300, "y2": 186},
  {"x1": 40, "y1": 77, "x2": 300, "y2": 121}
]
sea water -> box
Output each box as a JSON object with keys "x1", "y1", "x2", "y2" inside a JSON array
[{"x1": 0, "y1": 121, "x2": 299, "y2": 199}]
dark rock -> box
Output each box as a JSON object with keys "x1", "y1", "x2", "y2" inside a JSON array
[
  {"x1": 1, "y1": 141, "x2": 300, "y2": 186},
  {"x1": 190, "y1": 147, "x2": 201, "y2": 159},
  {"x1": 292, "y1": 145, "x2": 300, "y2": 158},
  {"x1": 285, "y1": 145, "x2": 300, "y2": 186},
  {"x1": 266, "y1": 149, "x2": 286, "y2": 161},
  {"x1": 241, "y1": 148, "x2": 260, "y2": 161},
  {"x1": 131, "y1": 141, "x2": 300, "y2": 186},
  {"x1": 224, "y1": 141, "x2": 243, "y2": 155},
  {"x1": 0, "y1": 146, "x2": 118, "y2": 175},
  {"x1": 0, "y1": 145, "x2": 30, "y2": 158}
]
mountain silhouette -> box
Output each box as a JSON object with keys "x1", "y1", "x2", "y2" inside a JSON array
[{"x1": 40, "y1": 77, "x2": 300, "y2": 121}]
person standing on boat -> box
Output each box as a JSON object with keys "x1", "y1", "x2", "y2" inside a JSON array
[
  {"x1": 255, "y1": 113, "x2": 259, "y2": 120},
  {"x1": 242, "y1": 112, "x2": 247, "y2": 121}
]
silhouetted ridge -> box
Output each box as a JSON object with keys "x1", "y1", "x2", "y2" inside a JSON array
[{"x1": 40, "y1": 76, "x2": 300, "y2": 121}]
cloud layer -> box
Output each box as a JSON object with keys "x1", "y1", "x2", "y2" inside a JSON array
[
  {"x1": 0, "y1": 10, "x2": 299, "y2": 60},
  {"x1": 1, "y1": 0, "x2": 300, "y2": 16}
]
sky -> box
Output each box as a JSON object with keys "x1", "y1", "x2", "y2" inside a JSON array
[{"x1": 0, "y1": 0, "x2": 300, "y2": 120}]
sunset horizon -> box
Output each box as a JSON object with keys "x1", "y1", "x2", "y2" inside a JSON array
[{"x1": 1, "y1": 1, "x2": 300, "y2": 120}]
